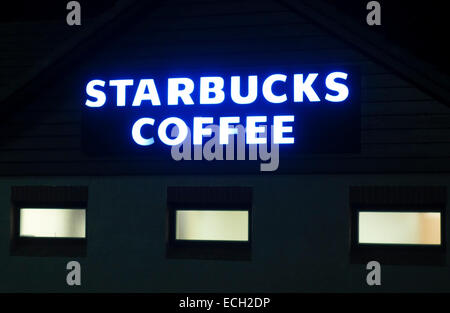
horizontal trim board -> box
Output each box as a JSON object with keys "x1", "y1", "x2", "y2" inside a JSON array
[
  {"x1": 361, "y1": 74, "x2": 411, "y2": 88},
  {"x1": 0, "y1": 150, "x2": 450, "y2": 163},
  {"x1": 362, "y1": 101, "x2": 448, "y2": 115},
  {"x1": 1, "y1": 158, "x2": 450, "y2": 175},
  {"x1": 361, "y1": 88, "x2": 432, "y2": 102}
]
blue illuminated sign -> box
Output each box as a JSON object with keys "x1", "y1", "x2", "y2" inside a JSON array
[{"x1": 81, "y1": 67, "x2": 360, "y2": 163}]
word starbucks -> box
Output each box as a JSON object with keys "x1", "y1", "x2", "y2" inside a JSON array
[
  {"x1": 85, "y1": 72, "x2": 349, "y2": 107},
  {"x1": 84, "y1": 72, "x2": 350, "y2": 148}
]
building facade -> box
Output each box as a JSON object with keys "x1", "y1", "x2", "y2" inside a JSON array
[{"x1": 0, "y1": 0, "x2": 449, "y2": 292}]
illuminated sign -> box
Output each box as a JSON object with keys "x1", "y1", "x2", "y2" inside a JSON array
[{"x1": 81, "y1": 67, "x2": 360, "y2": 171}]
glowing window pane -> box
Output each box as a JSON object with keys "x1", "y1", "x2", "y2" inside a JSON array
[
  {"x1": 176, "y1": 210, "x2": 248, "y2": 241},
  {"x1": 358, "y1": 212, "x2": 441, "y2": 245},
  {"x1": 20, "y1": 208, "x2": 86, "y2": 238}
]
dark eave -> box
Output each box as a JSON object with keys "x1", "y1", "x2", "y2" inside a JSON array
[{"x1": 278, "y1": 0, "x2": 450, "y2": 107}]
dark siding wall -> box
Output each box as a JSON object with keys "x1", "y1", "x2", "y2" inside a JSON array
[
  {"x1": 0, "y1": 175, "x2": 449, "y2": 292},
  {"x1": 0, "y1": 0, "x2": 449, "y2": 174}
]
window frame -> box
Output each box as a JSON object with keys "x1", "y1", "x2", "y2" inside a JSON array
[
  {"x1": 349, "y1": 186, "x2": 446, "y2": 265},
  {"x1": 10, "y1": 186, "x2": 88, "y2": 257},
  {"x1": 166, "y1": 186, "x2": 252, "y2": 261}
]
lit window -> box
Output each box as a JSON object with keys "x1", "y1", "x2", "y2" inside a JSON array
[
  {"x1": 20, "y1": 208, "x2": 86, "y2": 238},
  {"x1": 176, "y1": 210, "x2": 248, "y2": 241},
  {"x1": 350, "y1": 186, "x2": 446, "y2": 265},
  {"x1": 358, "y1": 212, "x2": 441, "y2": 245},
  {"x1": 11, "y1": 186, "x2": 88, "y2": 257},
  {"x1": 167, "y1": 186, "x2": 252, "y2": 260}
]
